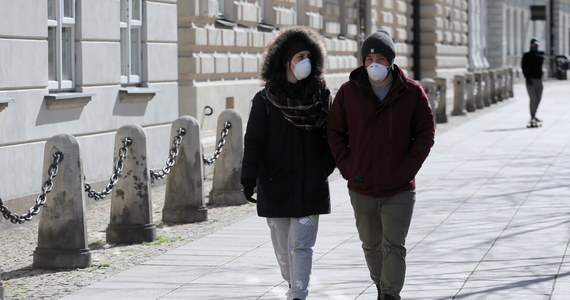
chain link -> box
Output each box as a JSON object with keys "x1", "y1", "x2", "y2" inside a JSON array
[
  {"x1": 84, "y1": 137, "x2": 132, "y2": 201},
  {"x1": 150, "y1": 128, "x2": 186, "y2": 180},
  {"x1": 203, "y1": 121, "x2": 231, "y2": 166},
  {"x1": 0, "y1": 152, "x2": 63, "y2": 224}
]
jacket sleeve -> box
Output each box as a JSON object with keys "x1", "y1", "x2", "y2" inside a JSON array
[
  {"x1": 327, "y1": 85, "x2": 351, "y2": 179},
  {"x1": 521, "y1": 54, "x2": 529, "y2": 79},
  {"x1": 241, "y1": 92, "x2": 268, "y2": 186},
  {"x1": 408, "y1": 86, "x2": 435, "y2": 170}
]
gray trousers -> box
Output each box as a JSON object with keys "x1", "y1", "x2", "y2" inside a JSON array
[
  {"x1": 267, "y1": 215, "x2": 319, "y2": 300},
  {"x1": 349, "y1": 189, "x2": 415, "y2": 298},
  {"x1": 526, "y1": 78, "x2": 543, "y2": 119}
]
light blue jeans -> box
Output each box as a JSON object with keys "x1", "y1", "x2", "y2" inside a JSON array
[{"x1": 267, "y1": 215, "x2": 319, "y2": 300}]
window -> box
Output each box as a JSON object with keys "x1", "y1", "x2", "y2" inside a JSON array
[
  {"x1": 120, "y1": 0, "x2": 143, "y2": 85},
  {"x1": 47, "y1": 0, "x2": 76, "y2": 91},
  {"x1": 208, "y1": 0, "x2": 224, "y2": 17}
]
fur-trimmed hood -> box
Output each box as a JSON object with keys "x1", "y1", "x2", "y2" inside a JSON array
[{"x1": 260, "y1": 26, "x2": 327, "y2": 83}]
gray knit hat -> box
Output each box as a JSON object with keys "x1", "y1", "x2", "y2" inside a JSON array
[{"x1": 361, "y1": 29, "x2": 395, "y2": 65}]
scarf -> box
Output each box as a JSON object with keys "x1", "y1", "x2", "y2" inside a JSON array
[{"x1": 264, "y1": 82, "x2": 331, "y2": 131}]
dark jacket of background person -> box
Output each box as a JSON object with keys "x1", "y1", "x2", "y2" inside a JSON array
[
  {"x1": 241, "y1": 27, "x2": 335, "y2": 218},
  {"x1": 327, "y1": 64, "x2": 435, "y2": 197},
  {"x1": 521, "y1": 48, "x2": 544, "y2": 80}
]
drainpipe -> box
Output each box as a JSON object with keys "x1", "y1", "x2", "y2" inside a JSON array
[
  {"x1": 413, "y1": 0, "x2": 421, "y2": 80},
  {"x1": 358, "y1": 0, "x2": 368, "y2": 64}
]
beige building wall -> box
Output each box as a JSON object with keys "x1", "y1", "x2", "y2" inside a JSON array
[
  {"x1": 417, "y1": 0, "x2": 469, "y2": 80},
  {"x1": 178, "y1": 0, "x2": 358, "y2": 141},
  {"x1": 177, "y1": 0, "x2": 476, "y2": 151}
]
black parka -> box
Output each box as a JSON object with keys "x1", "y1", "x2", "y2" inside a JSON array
[
  {"x1": 241, "y1": 27, "x2": 335, "y2": 218},
  {"x1": 242, "y1": 90, "x2": 335, "y2": 217}
]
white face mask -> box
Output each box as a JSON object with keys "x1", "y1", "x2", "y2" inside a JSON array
[
  {"x1": 292, "y1": 58, "x2": 312, "y2": 81},
  {"x1": 367, "y1": 63, "x2": 390, "y2": 82}
]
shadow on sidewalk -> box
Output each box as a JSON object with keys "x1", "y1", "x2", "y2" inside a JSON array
[{"x1": 439, "y1": 270, "x2": 570, "y2": 300}]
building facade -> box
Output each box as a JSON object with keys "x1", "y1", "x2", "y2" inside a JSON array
[
  {"x1": 177, "y1": 0, "x2": 470, "y2": 135},
  {"x1": 487, "y1": 0, "x2": 570, "y2": 76},
  {"x1": 0, "y1": 0, "x2": 178, "y2": 223}
]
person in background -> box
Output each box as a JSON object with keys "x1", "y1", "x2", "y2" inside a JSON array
[
  {"x1": 327, "y1": 29, "x2": 435, "y2": 300},
  {"x1": 521, "y1": 37, "x2": 545, "y2": 127},
  {"x1": 241, "y1": 26, "x2": 335, "y2": 300}
]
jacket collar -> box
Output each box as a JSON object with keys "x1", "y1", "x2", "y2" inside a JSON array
[{"x1": 349, "y1": 64, "x2": 410, "y2": 107}]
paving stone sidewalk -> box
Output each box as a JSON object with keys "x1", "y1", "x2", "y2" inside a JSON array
[{"x1": 57, "y1": 80, "x2": 570, "y2": 300}]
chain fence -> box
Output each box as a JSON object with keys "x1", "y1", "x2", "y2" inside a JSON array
[
  {"x1": 0, "y1": 152, "x2": 63, "y2": 224},
  {"x1": 203, "y1": 121, "x2": 231, "y2": 166},
  {"x1": 150, "y1": 128, "x2": 186, "y2": 181},
  {"x1": 84, "y1": 137, "x2": 132, "y2": 201},
  {"x1": 2, "y1": 120, "x2": 233, "y2": 222}
]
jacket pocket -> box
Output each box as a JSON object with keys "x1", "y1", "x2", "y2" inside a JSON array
[{"x1": 382, "y1": 155, "x2": 420, "y2": 188}]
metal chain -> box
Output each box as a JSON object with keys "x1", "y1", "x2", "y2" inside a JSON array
[
  {"x1": 0, "y1": 152, "x2": 63, "y2": 224},
  {"x1": 203, "y1": 121, "x2": 232, "y2": 166},
  {"x1": 150, "y1": 128, "x2": 186, "y2": 180},
  {"x1": 84, "y1": 137, "x2": 132, "y2": 201}
]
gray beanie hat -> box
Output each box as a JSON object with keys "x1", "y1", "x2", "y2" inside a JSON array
[{"x1": 361, "y1": 29, "x2": 395, "y2": 65}]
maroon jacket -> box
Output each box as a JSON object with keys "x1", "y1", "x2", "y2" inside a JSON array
[{"x1": 327, "y1": 65, "x2": 435, "y2": 197}]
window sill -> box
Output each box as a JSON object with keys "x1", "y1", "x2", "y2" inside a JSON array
[
  {"x1": 0, "y1": 98, "x2": 15, "y2": 112},
  {"x1": 119, "y1": 87, "x2": 159, "y2": 103},
  {"x1": 44, "y1": 92, "x2": 95, "y2": 110}
]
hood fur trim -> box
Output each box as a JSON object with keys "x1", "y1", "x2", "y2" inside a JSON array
[{"x1": 260, "y1": 26, "x2": 327, "y2": 82}]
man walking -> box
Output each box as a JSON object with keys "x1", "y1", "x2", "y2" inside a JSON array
[
  {"x1": 521, "y1": 38, "x2": 545, "y2": 126},
  {"x1": 327, "y1": 29, "x2": 435, "y2": 300}
]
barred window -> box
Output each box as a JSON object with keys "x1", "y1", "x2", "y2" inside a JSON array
[
  {"x1": 47, "y1": 0, "x2": 75, "y2": 91},
  {"x1": 120, "y1": 0, "x2": 142, "y2": 85}
]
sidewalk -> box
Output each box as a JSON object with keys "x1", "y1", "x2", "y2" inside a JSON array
[{"x1": 61, "y1": 81, "x2": 570, "y2": 300}]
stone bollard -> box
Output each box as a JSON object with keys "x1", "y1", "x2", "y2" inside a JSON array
[
  {"x1": 209, "y1": 109, "x2": 245, "y2": 206},
  {"x1": 504, "y1": 68, "x2": 510, "y2": 99},
  {"x1": 420, "y1": 78, "x2": 438, "y2": 126},
  {"x1": 465, "y1": 73, "x2": 476, "y2": 112},
  {"x1": 499, "y1": 69, "x2": 508, "y2": 99},
  {"x1": 452, "y1": 74, "x2": 467, "y2": 116},
  {"x1": 106, "y1": 125, "x2": 156, "y2": 244},
  {"x1": 163, "y1": 116, "x2": 208, "y2": 223},
  {"x1": 495, "y1": 69, "x2": 504, "y2": 101},
  {"x1": 489, "y1": 70, "x2": 497, "y2": 103},
  {"x1": 1, "y1": 268, "x2": 4, "y2": 300},
  {"x1": 33, "y1": 134, "x2": 92, "y2": 269},
  {"x1": 473, "y1": 72, "x2": 484, "y2": 109},
  {"x1": 482, "y1": 71, "x2": 492, "y2": 106},
  {"x1": 434, "y1": 77, "x2": 448, "y2": 123},
  {"x1": 507, "y1": 68, "x2": 514, "y2": 97}
]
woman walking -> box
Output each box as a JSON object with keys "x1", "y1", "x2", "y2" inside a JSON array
[{"x1": 241, "y1": 26, "x2": 335, "y2": 300}]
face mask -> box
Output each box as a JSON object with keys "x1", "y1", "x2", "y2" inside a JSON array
[
  {"x1": 292, "y1": 58, "x2": 312, "y2": 81},
  {"x1": 367, "y1": 63, "x2": 390, "y2": 82}
]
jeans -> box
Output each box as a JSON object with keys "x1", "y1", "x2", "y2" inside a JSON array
[
  {"x1": 267, "y1": 215, "x2": 319, "y2": 300},
  {"x1": 526, "y1": 78, "x2": 543, "y2": 118},
  {"x1": 349, "y1": 189, "x2": 415, "y2": 298}
]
